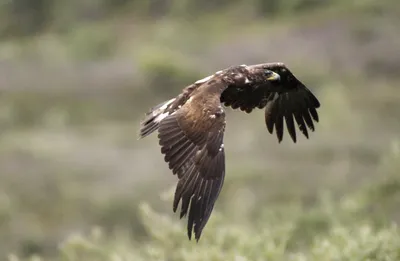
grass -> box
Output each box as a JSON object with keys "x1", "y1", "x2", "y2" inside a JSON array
[
  {"x1": 0, "y1": 0, "x2": 399, "y2": 260},
  {"x1": 8, "y1": 166, "x2": 400, "y2": 261}
]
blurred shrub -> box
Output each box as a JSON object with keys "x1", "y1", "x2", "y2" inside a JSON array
[
  {"x1": 7, "y1": 139, "x2": 400, "y2": 260},
  {"x1": 0, "y1": 0, "x2": 337, "y2": 38},
  {"x1": 256, "y1": 0, "x2": 332, "y2": 16},
  {"x1": 0, "y1": 0, "x2": 51, "y2": 38},
  {"x1": 62, "y1": 22, "x2": 117, "y2": 60},
  {"x1": 137, "y1": 47, "x2": 203, "y2": 97},
  {"x1": 11, "y1": 187, "x2": 400, "y2": 261}
]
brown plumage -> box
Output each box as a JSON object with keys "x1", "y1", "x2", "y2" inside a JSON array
[{"x1": 138, "y1": 62, "x2": 320, "y2": 241}]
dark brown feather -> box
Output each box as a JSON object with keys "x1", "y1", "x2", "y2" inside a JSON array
[
  {"x1": 139, "y1": 62, "x2": 321, "y2": 242},
  {"x1": 221, "y1": 63, "x2": 320, "y2": 143},
  {"x1": 158, "y1": 91, "x2": 226, "y2": 241},
  {"x1": 285, "y1": 113, "x2": 296, "y2": 143}
]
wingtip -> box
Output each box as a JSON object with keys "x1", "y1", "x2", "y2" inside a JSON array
[
  {"x1": 314, "y1": 99, "x2": 321, "y2": 109},
  {"x1": 194, "y1": 232, "x2": 201, "y2": 242},
  {"x1": 179, "y1": 210, "x2": 186, "y2": 219},
  {"x1": 136, "y1": 130, "x2": 143, "y2": 140}
]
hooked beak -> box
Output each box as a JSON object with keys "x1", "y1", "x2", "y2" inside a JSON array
[{"x1": 265, "y1": 70, "x2": 281, "y2": 82}]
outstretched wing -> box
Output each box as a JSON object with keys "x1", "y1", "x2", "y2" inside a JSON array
[
  {"x1": 220, "y1": 65, "x2": 320, "y2": 143},
  {"x1": 138, "y1": 82, "x2": 203, "y2": 139},
  {"x1": 157, "y1": 97, "x2": 226, "y2": 241}
]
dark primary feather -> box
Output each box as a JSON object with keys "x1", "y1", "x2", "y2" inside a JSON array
[
  {"x1": 157, "y1": 95, "x2": 226, "y2": 241},
  {"x1": 221, "y1": 63, "x2": 320, "y2": 143}
]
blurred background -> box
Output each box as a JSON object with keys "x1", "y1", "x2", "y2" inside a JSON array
[{"x1": 1, "y1": 0, "x2": 400, "y2": 260}]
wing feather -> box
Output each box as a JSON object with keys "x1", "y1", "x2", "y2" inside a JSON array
[
  {"x1": 293, "y1": 110, "x2": 309, "y2": 139},
  {"x1": 158, "y1": 106, "x2": 226, "y2": 241},
  {"x1": 275, "y1": 104, "x2": 284, "y2": 142},
  {"x1": 285, "y1": 113, "x2": 296, "y2": 143},
  {"x1": 221, "y1": 65, "x2": 320, "y2": 143},
  {"x1": 302, "y1": 109, "x2": 315, "y2": 131},
  {"x1": 309, "y1": 107, "x2": 319, "y2": 122}
]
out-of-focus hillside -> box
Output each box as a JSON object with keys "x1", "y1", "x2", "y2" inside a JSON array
[{"x1": 0, "y1": 0, "x2": 400, "y2": 260}]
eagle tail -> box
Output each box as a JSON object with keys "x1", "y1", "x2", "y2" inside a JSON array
[{"x1": 138, "y1": 98, "x2": 176, "y2": 139}]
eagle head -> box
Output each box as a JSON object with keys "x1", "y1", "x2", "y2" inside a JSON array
[
  {"x1": 248, "y1": 62, "x2": 299, "y2": 86},
  {"x1": 223, "y1": 65, "x2": 281, "y2": 86}
]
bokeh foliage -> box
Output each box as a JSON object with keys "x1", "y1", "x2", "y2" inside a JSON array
[{"x1": 0, "y1": 0, "x2": 400, "y2": 260}]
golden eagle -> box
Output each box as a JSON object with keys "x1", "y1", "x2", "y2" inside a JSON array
[{"x1": 138, "y1": 63, "x2": 320, "y2": 241}]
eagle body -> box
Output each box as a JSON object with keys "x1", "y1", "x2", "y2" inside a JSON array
[{"x1": 138, "y1": 63, "x2": 320, "y2": 241}]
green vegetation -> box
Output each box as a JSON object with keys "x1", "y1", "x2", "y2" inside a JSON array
[
  {"x1": 0, "y1": 0, "x2": 400, "y2": 260},
  {"x1": 7, "y1": 154, "x2": 400, "y2": 261}
]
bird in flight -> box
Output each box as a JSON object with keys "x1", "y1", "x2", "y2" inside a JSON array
[{"x1": 138, "y1": 63, "x2": 320, "y2": 241}]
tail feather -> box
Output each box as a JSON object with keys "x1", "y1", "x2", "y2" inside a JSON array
[{"x1": 138, "y1": 98, "x2": 176, "y2": 139}]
